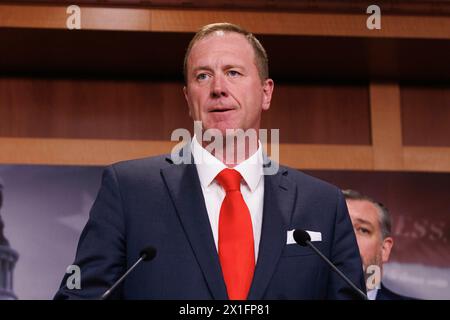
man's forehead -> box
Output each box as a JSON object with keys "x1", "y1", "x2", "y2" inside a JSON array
[
  {"x1": 187, "y1": 34, "x2": 256, "y2": 72},
  {"x1": 190, "y1": 32, "x2": 252, "y2": 54},
  {"x1": 347, "y1": 199, "x2": 380, "y2": 222}
]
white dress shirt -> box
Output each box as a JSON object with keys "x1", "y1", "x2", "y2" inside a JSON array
[
  {"x1": 191, "y1": 135, "x2": 265, "y2": 261},
  {"x1": 367, "y1": 288, "x2": 378, "y2": 300}
]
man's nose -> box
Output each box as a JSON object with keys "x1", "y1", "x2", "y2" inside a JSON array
[{"x1": 210, "y1": 74, "x2": 228, "y2": 98}]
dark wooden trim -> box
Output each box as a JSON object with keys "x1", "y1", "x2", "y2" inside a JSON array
[{"x1": 5, "y1": 0, "x2": 450, "y2": 16}]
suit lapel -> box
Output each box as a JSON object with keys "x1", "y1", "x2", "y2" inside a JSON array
[
  {"x1": 248, "y1": 166, "x2": 297, "y2": 300},
  {"x1": 161, "y1": 158, "x2": 228, "y2": 300}
]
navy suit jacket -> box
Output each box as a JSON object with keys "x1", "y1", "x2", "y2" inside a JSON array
[{"x1": 54, "y1": 154, "x2": 365, "y2": 299}]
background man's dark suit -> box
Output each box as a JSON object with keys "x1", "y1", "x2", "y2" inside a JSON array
[
  {"x1": 55, "y1": 153, "x2": 365, "y2": 299},
  {"x1": 376, "y1": 283, "x2": 415, "y2": 300}
]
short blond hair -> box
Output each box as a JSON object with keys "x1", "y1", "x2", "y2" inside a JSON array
[{"x1": 183, "y1": 22, "x2": 269, "y2": 83}]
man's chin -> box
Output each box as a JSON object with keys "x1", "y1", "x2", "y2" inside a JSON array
[{"x1": 203, "y1": 123, "x2": 242, "y2": 136}]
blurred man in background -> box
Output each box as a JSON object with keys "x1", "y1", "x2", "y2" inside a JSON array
[{"x1": 343, "y1": 189, "x2": 415, "y2": 300}]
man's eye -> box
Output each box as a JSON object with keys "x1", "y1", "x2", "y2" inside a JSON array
[
  {"x1": 196, "y1": 73, "x2": 209, "y2": 81},
  {"x1": 227, "y1": 70, "x2": 241, "y2": 77},
  {"x1": 357, "y1": 227, "x2": 370, "y2": 235}
]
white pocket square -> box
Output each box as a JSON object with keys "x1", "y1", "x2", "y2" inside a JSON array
[{"x1": 286, "y1": 230, "x2": 322, "y2": 244}]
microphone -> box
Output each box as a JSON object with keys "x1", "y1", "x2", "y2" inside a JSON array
[
  {"x1": 100, "y1": 246, "x2": 157, "y2": 300},
  {"x1": 293, "y1": 229, "x2": 368, "y2": 300}
]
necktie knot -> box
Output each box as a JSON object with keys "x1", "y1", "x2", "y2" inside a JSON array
[{"x1": 216, "y1": 168, "x2": 242, "y2": 192}]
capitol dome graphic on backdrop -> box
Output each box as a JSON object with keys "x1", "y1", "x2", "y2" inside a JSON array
[{"x1": 0, "y1": 180, "x2": 18, "y2": 300}]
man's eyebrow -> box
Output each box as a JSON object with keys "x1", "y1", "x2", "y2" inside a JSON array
[
  {"x1": 354, "y1": 218, "x2": 373, "y2": 227},
  {"x1": 192, "y1": 65, "x2": 246, "y2": 73},
  {"x1": 192, "y1": 66, "x2": 214, "y2": 73},
  {"x1": 223, "y1": 64, "x2": 246, "y2": 70}
]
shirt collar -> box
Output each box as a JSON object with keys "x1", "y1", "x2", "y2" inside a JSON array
[
  {"x1": 367, "y1": 288, "x2": 379, "y2": 300},
  {"x1": 191, "y1": 134, "x2": 264, "y2": 192}
]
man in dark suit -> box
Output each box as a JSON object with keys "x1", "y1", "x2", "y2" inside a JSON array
[
  {"x1": 55, "y1": 23, "x2": 365, "y2": 300},
  {"x1": 343, "y1": 189, "x2": 415, "y2": 300}
]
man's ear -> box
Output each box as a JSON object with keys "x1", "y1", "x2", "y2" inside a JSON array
[
  {"x1": 183, "y1": 86, "x2": 188, "y2": 102},
  {"x1": 262, "y1": 78, "x2": 274, "y2": 111},
  {"x1": 381, "y1": 237, "x2": 394, "y2": 264},
  {"x1": 183, "y1": 86, "x2": 192, "y2": 117}
]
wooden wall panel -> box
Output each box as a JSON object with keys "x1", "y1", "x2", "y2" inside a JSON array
[
  {"x1": 369, "y1": 82, "x2": 403, "y2": 170},
  {"x1": 404, "y1": 147, "x2": 450, "y2": 172},
  {"x1": 2, "y1": 28, "x2": 449, "y2": 82},
  {"x1": 263, "y1": 83, "x2": 371, "y2": 144},
  {"x1": 0, "y1": 78, "x2": 371, "y2": 145},
  {"x1": 8, "y1": 0, "x2": 450, "y2": 15},
  {"x1": 401, "y1": 85, "x2": 450, "y2": 147},
  {"x1": 1, "y1": 4, "x2": 450, "y2": 39},
  {"x1": 0, "y1": 78, "x2": 191, "y2": 140},
  {"x1": 0, "y1": 137, "x2": 177, "y2": 165}
]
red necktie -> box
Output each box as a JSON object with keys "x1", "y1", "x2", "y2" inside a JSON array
[{"x1": 216, "y1": 168, "x2": 255, "y2": 300}]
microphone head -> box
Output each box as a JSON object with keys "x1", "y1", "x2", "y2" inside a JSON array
[
  {"x1": 140, "y1": 246, "x2": 157, "y2": 261},
  {"x1": 293, "y1": 229, "x2": 311, "y2": 246}
]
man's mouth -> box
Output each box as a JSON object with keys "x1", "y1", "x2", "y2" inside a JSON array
[
  {"x1": 210, "y1": 108, "x2": 234, "y2": 113},
  {"x1": 209, "y1": 106, "x2": 236, "y2": 113}
]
